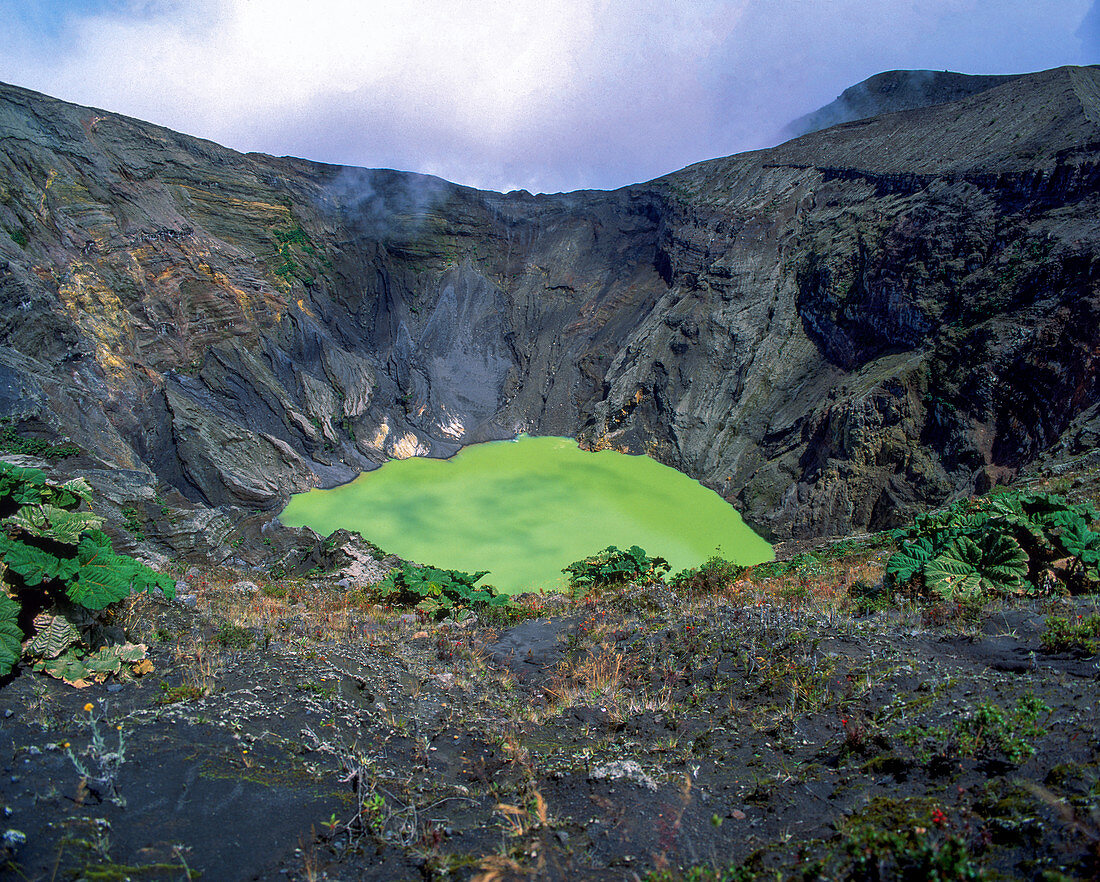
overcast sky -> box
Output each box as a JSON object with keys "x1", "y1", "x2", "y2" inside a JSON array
[{"x1": 1, "y1": 0, "x2": 1098, "y2": 193}]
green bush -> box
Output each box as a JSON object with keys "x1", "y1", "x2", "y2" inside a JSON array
[
  {"x1": 1040, "y1": 614, "x2": 1100, "y2": 654},
  {"x1": 849, "y1": 578, "x2": 889, "y2": 614},
  {"x1": 668, "y1": 555, "x2": 745, "y2": 594},
  {"x1": 214, "y1": 623, "x2": 255, "y2": 650},
  {"x1": 839, "y1": 828, "x2": 986, "y2": 881},
  {"x1": 0, "y1": 420, "x2": 80, "y2": 459},
  {"x1": 899, "y1": 695, "x2": 1050, "y2": 766},
  {"x1": 0, "y1": 461, "x2": 175, "y2": 681},
  {"x1": 954, "y1": 696, "x2": 1050, "y2": 764},
  {"x1": 562, "y1": 545, "x2": 669, "y2": 591},
  {"x1": 120, "y1": 506, "x2": 145, "y2": 540},
  {"x1": 377, "y1": 563, "x2": 507, "y2": 620},
  {"x1": 886, "y1": 489, "x2": 1100, "y2": 601}
]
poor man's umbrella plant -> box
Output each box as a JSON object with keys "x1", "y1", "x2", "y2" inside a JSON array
[{"x1": 0, "y1": 460, "x2": 174, "y2": 684}]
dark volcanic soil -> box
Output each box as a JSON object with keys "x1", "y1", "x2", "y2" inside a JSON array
[{"x1": 2, "y1": 539, "x2": 1098, "y2": 881}]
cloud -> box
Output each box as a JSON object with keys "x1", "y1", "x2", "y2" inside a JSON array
[
  {"x1": 1078, "y1": 0, "x2": 1100, "y2": 57},
  {"x1": 0, "y1": 0, "x2": 1094, "y2": 192}
]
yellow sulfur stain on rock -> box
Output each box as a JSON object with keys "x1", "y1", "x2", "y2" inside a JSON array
[
  {"x1": 58, "y1": 264, "x2": 135, "y2": 381},
  {"x1": 387, "y1": 432, "x2": 425, "y2": 459},
  {"x1": 37, "y1": 169, "x2": 58, "y2": 218},
  {"x1": 175, "y1": 188, "x2": 291, "y2": 216},
  {"x1": 371, "y1": 417, "x2": 390, "y2": 449}
]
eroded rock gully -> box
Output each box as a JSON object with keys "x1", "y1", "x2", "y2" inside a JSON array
[{"x1": 2, "y1": 65, "x2": 1100, "y2": 550}]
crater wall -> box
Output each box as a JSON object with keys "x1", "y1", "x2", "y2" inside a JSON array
[{"x1": 2, "y1": 68, "x2": 1099, "y2": 541}]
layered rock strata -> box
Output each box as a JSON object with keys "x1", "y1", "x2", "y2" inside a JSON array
[{"x1": 1, "y1": 66, "x2": 1098, "y2": 542}]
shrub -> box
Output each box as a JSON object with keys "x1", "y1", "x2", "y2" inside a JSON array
[
  {"x1": 839, "y1": 828, "x2": 985, "y2": 880},
  {"x1": 1040, "y1": 614, "x2": 1100, "y2": 655},
  {"x1": 749, "y1": 550, "x2": 826, "y2": 580},
  {"x1": 886, "y1": 489, "x2": 1100, "y2": 601},
  {"x1": 562, "y1": 545, "x2": 669, "y2": 591},
  {"x1": 849, "y1": 578, "x2": 888, "y2": 614},
  {"x1": 0, "y1": 461, "x2": 174, "y2": 682},
  {"x1": 120, "y1": 506, "x2": 145, "y2": 540},
  {"x1": 899, "y1": 695, "x2": 1051, "y2": 767},
  {"x1": 214, "y1": 623, "x2": 255, "y2": 650},
  {"x1": 668, "y1": 555, "x2": 744, "y2": 594},
  {"x1": 377, "y1": 563, "x2": 508, "y2": 620},
  {"x1": 0, "y1": 420, "x2": 80, "y2": 459},
  {"x1": 953, "y1": 696, "x2": 1050, "y2": 765}
]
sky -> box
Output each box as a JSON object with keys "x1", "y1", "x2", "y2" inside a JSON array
[{"x1": 1, "y1": 0, "x2": 1097, "y2": 194}]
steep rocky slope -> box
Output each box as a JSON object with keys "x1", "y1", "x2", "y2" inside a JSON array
[
  {"x1": 1, "y1": 66, "x2": 1099, "y2": 546},
  {"x1": 782, "y1": 68, "x2": 1024, "y2": 139}
]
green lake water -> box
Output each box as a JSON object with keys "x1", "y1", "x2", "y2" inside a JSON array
[{"x1": 279, "y1": 436, "x2": 772, "y2": 594}]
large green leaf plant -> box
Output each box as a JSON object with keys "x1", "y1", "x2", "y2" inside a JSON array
[
  {"x1": 377, "y1": 563, "x2": 507, "y2": 620},
  {"x1": 0, "y1": 461, "x2": 174, "y2": 685},
  {"x1": 886, "y1": 489, "x2": 1100, "y2": 601},
  {"x1": 563, "y1": 545, "x2": 670, "y2": 592}
]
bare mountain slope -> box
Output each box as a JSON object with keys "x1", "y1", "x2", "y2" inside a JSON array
[
  {"x1": 1, "y1": 67, "x2": 1099, "y2": 545},
  {"x1": 782, "y1": 68, "x2": 1022, "y2": 139}
]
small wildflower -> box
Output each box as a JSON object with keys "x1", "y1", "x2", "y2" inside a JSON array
[{"x1": 83, "y1": 702, "x2": 94, "y2": 713}]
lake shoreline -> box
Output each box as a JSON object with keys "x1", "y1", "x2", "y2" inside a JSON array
[{"x1": 279, "y1": 435, "x2": 772, "y2": 593}]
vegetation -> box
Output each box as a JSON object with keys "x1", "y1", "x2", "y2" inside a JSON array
[
  {"x1": 0, "y1": 419, "x2": 80, "y2": 460},
  {"x1": 376, "y1": 562, "x2": 508, "y2": 620},
  {"x1": 6, "y1": 474, "x2": 1100, "y2": 877},
  {"x1": 833, "y1": 827, "x2": 986, "y2": 881},
  {"x1": 1040, "y1": 613, "x2": 1100, "y2": 654},
  {"x1": 213, "y1": 622, "x2": 255, "y2": 650},
  {"x1": 562, "y1": 544, "x2": 669, "y2": 591},
  {"x1": 886, "y1": 489, "x2": 1100, "y2": 600},
  {"x1": 899, "y1": 695, "x2": 1051, "y2": 766},
  {"x1": 271, "y1": 222, "x2": 327, "y2": 286},
  {"x1": 0, "y1": 460, "x2": 174, "y2": 682},
  {"x1": 668, "y1": 554, "x2": 745, "y2": 595},
  {"x1": 119, "y1": 506, "x2": 144, "y2": 540}
]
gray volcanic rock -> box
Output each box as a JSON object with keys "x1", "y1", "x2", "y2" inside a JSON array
[
  {"x1": 782, "y1": 69, "x2": 1023, "y2": 140},
  {"x1": 1, "y1": 66, "x2": 1099, "y2": 544}
]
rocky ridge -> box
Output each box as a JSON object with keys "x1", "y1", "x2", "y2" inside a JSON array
[
  {"x1": 781, "y1": 68, "x2": 1024, "y2": 139},
  {"x1": 0, "y1": 66, "x2": 1099, "y2": 551}
]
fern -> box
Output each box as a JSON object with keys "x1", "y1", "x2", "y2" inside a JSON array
[
  {"x1": 1058, "y1": 519, "x2": 1100, "y2": 576},
  {"x1": 36, "y1": 651, "x2": 94, "y2": 687},
  {"x1": 923, "y1": 533, "x2": 1028, "y2": 599},
  {"x1": 0, "y1": 463, "x2": 47, "y2": 507},
  {"x1": 886, "y1": 537, "x2": 935, "y2": 586},
  {"x1": 3, "y1": 504, "x2": 104, "y2": 543},
  {"x1": 67, "y1": 533, "x2": 169, "y2": 610},
  {"x1": 0, "y1": 536, "x2": 79, "y2": 585}
]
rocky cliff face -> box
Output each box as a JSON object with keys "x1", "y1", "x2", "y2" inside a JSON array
[
  {"x1": 782, "y1": 69, "x2": 1025, "y2": 139},
  {"x1": 1, "y1": 66, "x2": 1099, "y2": 545}
]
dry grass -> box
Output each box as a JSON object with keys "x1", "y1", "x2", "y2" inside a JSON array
[
  {"x1": 171, "y1": 634, "x2": 223, "y2": 697},
  {"x1": 175, "y1": 567, "x2": 397, "y2": 647}
]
